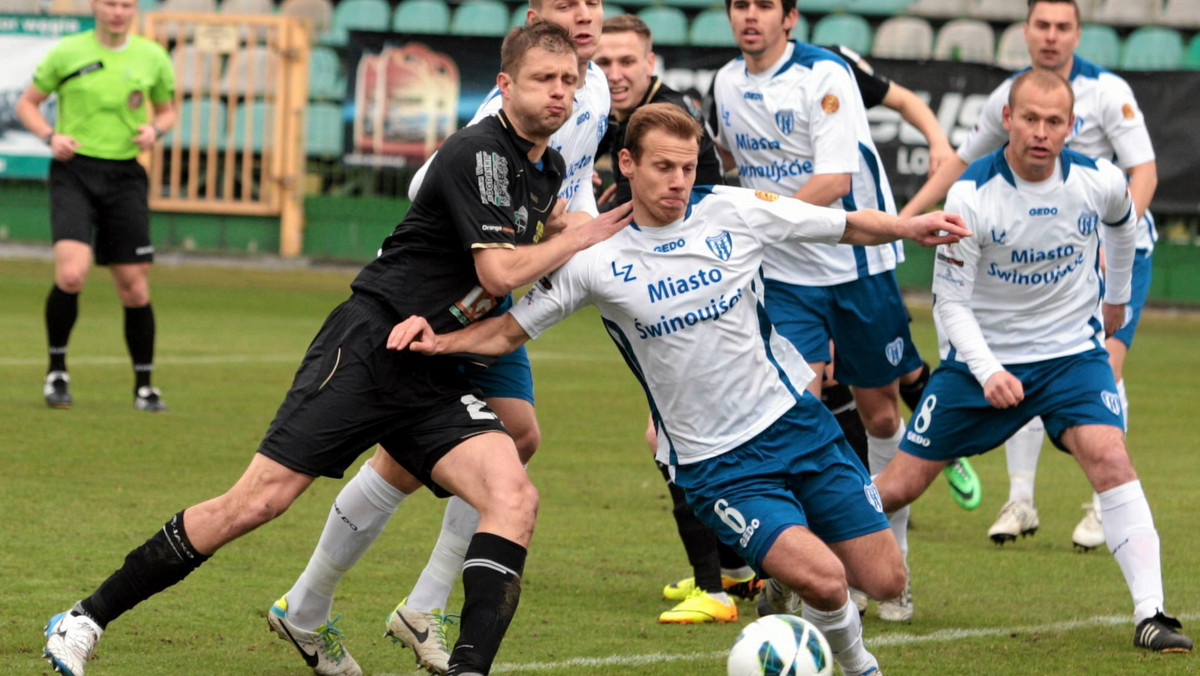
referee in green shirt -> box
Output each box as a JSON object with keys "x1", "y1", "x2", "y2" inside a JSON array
[{"x1": 17, "y1": 0, "x2": 176, "y2": 411}]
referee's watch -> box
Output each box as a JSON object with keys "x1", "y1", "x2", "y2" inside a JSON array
[
  {"x1": 152, "y1": 125, "x2": 164, "y2": 139},
  {"x1": 43, "y1": 131, "x2": 54, "y2": 145}
]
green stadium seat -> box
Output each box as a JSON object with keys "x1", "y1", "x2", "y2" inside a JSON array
[
  {"x1": 391, "y1": 0, "x2": 451, "y2": 35},
  {"x1": 811, "y1": 13, "x2": 872, "y2": 56},
  {"x1": 846, "y1": 0, "x2": 913, "y2": 16},
  {"x1": 689, "y1": 8, "x2": 735, "y2": 47},
  {"x1": 307, "y1": 103, "x2": 345, "y2": 158},
  {"x1": 164, "y1": 99, "x2": 227, "y2": 150},
  {"x1": 233, "y1": 101, "x2": 271, "y2": 153},
  {"x1": 1076, "y1": 23, "x2": 1121, "y2": 68},
  {"x1": 871, "y1": 16, "x2": 932, "y2": 59},
  {"x1": 1121, "y1": 26, "x2": 1185, "y2": 70},
  {"x1": 604, "y1": 3, "x2": 624, "y2": 19},
  {"x1": 309, "y1": 47, "x2": 345, "y2": 101},
  {"x1": 794, "y1": 13, "x2": 809, "y2": 42},
  {"x1": 450, "y1": 0, "x2": 510, "y2": 36},
  {"x1": 322, "y1": 0, "x2": 390, "y2": 46},
  {"x1": 798, "y1": 0, "x2": 849, "y2": 12},
  {"x1": 637, "y1": 6, "x2": 687, "y2": 46},
  {"x1": 1185, "y1": 34, "x2": 1200, "y2": 70}
]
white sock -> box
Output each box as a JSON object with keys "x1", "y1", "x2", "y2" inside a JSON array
[
  {"x1": 802, "y1": 596, "x2": 878, "y2": 676},
  {"x1": 406, "y1": 495, "x2": 481, "y2": 612},
  {"x1": 867, "y1": 422, "x2": 908, "y2": 562},
  {"x1": 1117, "y1": 378, "x2": 1129, "y2": 431},
  {"x1": 1099, "y1": 480, "x2": 1164, "y2": 623},
  {"x1": 1005, "y1": 417, "x2": 1044, "y2": 505},
  {"x1": 286, "y1": 462, "x2": 408, "y2": 631},
  {"x1": 720, "y1": 565, "x2": 755, "y2": 580}
]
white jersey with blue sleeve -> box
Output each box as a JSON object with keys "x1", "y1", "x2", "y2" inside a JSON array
[
  {"x1": 508, "y1": 185, "x2": 847, "y2": 466},
  {"x1": 932, "y1": 148, "x2": 1137, "y2": 386},
  {"x1": 407, "y1": 61, "x2": 609, "y2": 216},
  {"x1": 956, "y1": 56, "x2": 1156, "y2": 251},
  {"x1": 711, "y1": 41, "x2": 899, "y2": 287}
]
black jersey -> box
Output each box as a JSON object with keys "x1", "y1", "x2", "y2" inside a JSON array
[
  {"x1": 351, "y1": 111, "x2": 565, "y2": 333},
  {"x1": 598, "y1": 77, "x2": 724, "y2": 208}
]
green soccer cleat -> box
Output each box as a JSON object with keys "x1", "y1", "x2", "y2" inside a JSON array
[
  {"x1": 662, "y1": 573, "x2": 761, "y2": 602},
  {"x1": 659, "y1": 589, "x2": 738, "y2": 624},
  {"x1": 942, "y1": 457, "x2": 982, "y2": 510}
]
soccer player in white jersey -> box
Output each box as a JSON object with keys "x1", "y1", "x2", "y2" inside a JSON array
[
  {"x1": 388, "y1": 103, "x2": 970, "y2": 676},
  {"x1": 900, "y1": 0, "x2": 1159, "y2": 550},
  {"x1": 270, "y1": 4, "x2": 609, "y2": 675},
  {"x1": 875, "y1": 70, "x2": 1191, "y2": 655},
  {"x1": 710, "y1": 0, "x2": 923, "y2": 621}
]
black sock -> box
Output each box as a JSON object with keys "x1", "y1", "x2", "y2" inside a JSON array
[
  {"x1": 448, "y1": 532, "x2": 527, "y2": 676},
  {"x1": 124, "y1": 304, "x2": 155, "y2": 390},
  {"x1": 45, "y1": 286, "x2": 79, "y2": 373},
  {"x1": 658, "y1": 462, "x2": 723, "y2": 593},
  {"x1": 717, "y1": 541, "x2": 745, "y2": 571},
  {"x1": 78, "y1": 512, "x2": 210, "y2": 629},
  {"x1": 823, "y1": 382, "x2": 869, "y2": 468},
  {"x1": 898, "y1": 361, "x2": 931, "y2": 413}
]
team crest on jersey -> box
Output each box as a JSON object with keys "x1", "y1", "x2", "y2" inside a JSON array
[
  {"x1": 821, "y1": 94, "x2": 839, "y2": 114},
  {"x1": 127, "y1": 90, "x2": 144, "y2": 110},
  {"x1": 596, "y1": 114, "x2": 608, "y2": 142},
  {"x1": 885, "y1": 337, "x2": 904, "y2": 367},
  {"x1": 705, "y1": 231, "x2": 733, "y2": 261},
  {"x1": 774, "y1": 109, "x2": 794, "y2": 135},
  {"x1": 1122, "y1": 103, "x2": 1135, "y2": 119},
  {"x1": 513, "y1": 206, "x2": 528, "y2": 236},
  {"x1": 864, "y1": 483, "x2": 884, "y2": 513},
  {"x1": 754, "y1": 190, "x2": 780, "y2": 202},
  {"x1": 1077, "y1": 211, "x2": 1099, "y2": 237},
  {"x1": 1102, "y1": 390, "x2": 1123, "y2": 416}
]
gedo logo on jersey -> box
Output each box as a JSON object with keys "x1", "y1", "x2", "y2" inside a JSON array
[
  {"x1": 1029, "y1": 207, "x2": 1058, "y2": 216},
  {"x1": 1078, "y1": 211, "x2": 1099, "y2": 236},
  {"x1": 654, "y1": 238, "x2": 686, "y2": 253}
]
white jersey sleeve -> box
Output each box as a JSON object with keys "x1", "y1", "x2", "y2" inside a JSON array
[
  {"x1": 808, "y1": 64, "x2": 863, "y2": 176},
  {"x1": 509, "y1": 258, "x2": 594, "y2": 341},
  {"x1": 1095, "y1": 72, "x2": 1155, "y2": 170},
  {"x1": 720, "y1": 186, "x2": 847, "y2": 247},
  {"x1": 956, "y1": 78, "x2": 1013, "y2": 165},
  {"x1": 1098, "y1": 162, "x2": 1137, "y2": 304}
]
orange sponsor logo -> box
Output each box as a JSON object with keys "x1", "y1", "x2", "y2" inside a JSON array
[
  {"x1": 821, "y1": 93, "x2": 840, "y2": 114},
  {"x1": 1121, "y1": 103, "x2": 1135, "y2": 119},
  {"x1": 755, "y1": 190, "x2": 781, "y2": 202}
]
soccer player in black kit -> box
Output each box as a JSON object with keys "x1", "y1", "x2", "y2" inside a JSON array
[{"x1": 42, "y1": 22, "x2": 632, "y2": 676}]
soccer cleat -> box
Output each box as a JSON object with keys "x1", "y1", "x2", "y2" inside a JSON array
[
  {"x1": 987, "y1": 499, "x2": 1040, "y2": 544},
  {"x1": 942, "y1": 458, "x2": 982, "y2": 510},
  {"x1": 268, "y1": 597, "x2": 362, "y2": 676},
  {"x1": 44, "y1": 371, "x2": 73, "y2": 409},
  {"x1": 662, "y1": 572, "x2": 762, "y2": 601},
  {"x1": 135, "y1": 386, "x2": 169, "y2": 412},
  {"x1": 1072, "y1": 502, "x2": 1106, "y2": 551},
  {"x1": 756, "y1": 578, "x2": 799, "y2": 617},
  {"x1": 385, "y1": 598, "x2": 457, "y2": 675},
  {"x1": 849, "y1": 588, "x2": 870, "y2": 616},
  {"x1": 44, "y1": 607, "x2": 102, "y2": 676},
  {"x1": 1134, "y1": 612, "x2": 1193, "y2": 653},
  {"x1": 658, "y1": 589, "x2": 738, "y2": 624},
  {"x1": 877, "y1": 580, "x2": 913, "y2": 622}
]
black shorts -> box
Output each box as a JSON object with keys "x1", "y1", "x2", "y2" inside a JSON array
[
  {"x1": 256, "y1": 295, "x2": 509, "y2": 497},
  {"x1": 49, "y1": 155, "x2": 152, "y2": 266}
]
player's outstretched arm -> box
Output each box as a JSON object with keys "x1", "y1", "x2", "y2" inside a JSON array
[
  {"x1": 388, "y1": 313, "x2": 531, "y2": 357},
  {"x1": 897, "y1": 155, "x2": 968, "y2": 218},
  {"x1": 840, "y1": 209, "x2": 970, "y2": 247},
  {"x1": 881, "y1": 82, "x2": 955, "y2": 176}
]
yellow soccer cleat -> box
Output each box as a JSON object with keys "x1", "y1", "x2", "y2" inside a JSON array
[
  {"x1": 662, "y1": 573, "x2": 762, "y2": 601},
  {"x1": 658, "y1": 589, "x2": 738, "y2": 624}
]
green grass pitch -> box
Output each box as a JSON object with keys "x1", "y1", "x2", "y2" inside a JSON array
[{"x1": 1, "y1": 257, "x2": 1196, "y2": 675}]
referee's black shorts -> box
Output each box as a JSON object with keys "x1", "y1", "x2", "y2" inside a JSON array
[
  {"x1": 256, "y1": 294, "x2": 509, "y2": 497},
  {"x1": 49, "y1": 154, "x2": 153, "y2": 265}
]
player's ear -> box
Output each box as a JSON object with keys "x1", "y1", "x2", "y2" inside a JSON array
[
  {"x1": 782, "y1": 7, "x2": 799, "y2": 32},
  {"x1": 1001, "y1": 104, "x2": 1013, "y2": 132},
  {"x1": 618, "y1": 148, "x2": 636, "y2": 178},
  {"x1": 497, "y1": 71, "x2": 514, "y2": 99}
]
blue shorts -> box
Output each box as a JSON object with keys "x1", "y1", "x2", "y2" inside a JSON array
[
  {"x1": 1110, "y1": 249, "x2": 1152, "y2": 350},
  {"x1": 899, "y1": 348, "x2": 1124, "y2": 460},
  {"x1": 673, "y1": 394, "x2": 890, "y2": 574},
  {"x1": 764, "y1": 272, "x2": 922, "y2": 388},
  {"x1": 461, "y1": 295, "x2": 535, "y2": 404}
]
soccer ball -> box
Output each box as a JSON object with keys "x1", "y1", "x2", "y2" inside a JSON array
[{"x1": 727, "y1": 614, "x2": 833, "y2": 676}]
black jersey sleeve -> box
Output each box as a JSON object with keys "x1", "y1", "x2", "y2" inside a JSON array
[
  {"x1": 826, "y1": 44, "x2": 892, "y2": 110},
  {"x1": 430, "y1": 131, "x2": 521, "y2": 251}
]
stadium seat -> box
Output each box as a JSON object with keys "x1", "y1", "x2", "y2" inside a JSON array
[
  {"x1": 172, "y1": 44, "x2": 222, "y2": 94},
  {"x1": 794, "y1": 13, "x2": 809, "y2": 42},
  {"x1": 1076, "y1": 0, "x2": 1101, "y2": 21},
  {"x1": 222, "y1": 46, "x2": 282, "y2": 96},
  {"x1": 846, "y1": 0, "x2": 913, "y2": 16},
  {"x1": 324, "y1": 0, "x2": 391, "y2": 46},
  {"x1": 796, "y1": 0, "x2": 848, "y2": 12},
  {"x1": 1185, "y1": 33, "x2": 1200, "y2": 69},
  {"x1": 689, "y1": 8, "x2": 736, "y2": 47},
  {"x1": 906, "y1": 0, "x2": 969, "y2": 19},
  {"x1": 1093, "y1": 0, "x2": 1161, "y2": 27},
  {"x1": 391, "y1": 0, "x2": 450, "y2": 34},
  {"x1": 450, "y1": 0, "x2": 510, "y2": 36},
  {"x1": 934, "y1": 19, "x2": 994, "y2": 63},
  {"x1": 1162, "y1": 0, "x2": 1200, "y2": 29},
  {"x1": 164, "y1": 98, "x2": 227, "y2": 150},
  {"x1": 159, "y1": 0, "x2": 217, "y2": 12},
  {"x1": 637, "y1": 6, "x2": 687, "y2": 46},
  {"x1": 604, "y1": 3, "x2": 624, "y2": 18},
  {"x1": 0, "y1": 0, "x2": 42, "y2": 12},
  {"x1": 1076, "y1": 23, "x2": 1121, "y2": 68},
  {"x1": 309, "y1": 46, "x2": 345, "y2": 100},
  {"x1": 967, "y1": 0, "x2": 1025, "y2": 22},
  {"x1": 280, "y1": 0, "x2": 334, "y2": 40},
  {"x1": 233, "y1": 101, "x2": 272, "y2": 152},
  {"x1": 870, "y1": 16, "x2": 932, "y2": 59},
  {"x1": 994, "y1": 21, "x2": 1030, "y2": 70},
  {"x1": 306, "y1": 102, "x2": 345, "y2": 158},
  {"x1": 811, "y1": 13, "x2": 872, "y2": 55},
  {"x1": 1121, "y1": 26, "x2": 1185, "y2": 70},
  {"x1": 221, "y1": 0, "x2": 273, "y2": 15}
]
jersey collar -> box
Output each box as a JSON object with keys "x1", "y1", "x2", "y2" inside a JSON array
[{"x1": 496, "y1": 109, "x2": 537, "y2": 157}]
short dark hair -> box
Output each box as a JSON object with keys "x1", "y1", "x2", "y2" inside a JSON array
[
  {"x1": 1009, "y1": 68, "x2": 1075, "y2": 111},
  {"x1": 624, "y1": 102, "x2": 702, "y2": 160},
  {"x1": 725, "y1": 0, "x2": 796, "y2": 19},
  {"x1": 500, "y1": 21, "x2": 576, "y2": 77},
  {"x1": 602, "y1": 14, "x2": 653, "y2": 46},
  {"x1": 1026, "y1": 0, "x2": 1080, "y2": 25}
]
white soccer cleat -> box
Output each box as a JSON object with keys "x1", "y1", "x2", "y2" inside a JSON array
[
  {"x1": 1072, "y1": 502, "x2": 1106, "y2": 551},
  {"x1": 385, "y1": 598, "x2": 455, "y2": 675},
  {"x1": 877, "y1": 579, "x2": 913, "y2": 622},
  {"x1": 849, "y1": 588, "x2": 870, "y2": 616},
  {"x1": 267, "y1": 597, "x2": 362, "y2": 676},
  {"x1": 756, "y1": 578, "x2": 800, "y2": 617},
  {"x1": 988, "y1": 499, "x2": 1040, "y2": 544},
  {"x1": 44, "y1": 608, "x2": 102, "y2": 676}
]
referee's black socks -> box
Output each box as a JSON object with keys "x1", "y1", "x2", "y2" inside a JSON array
[
  {"x1": 449, "y1": 532, "x2": 527, "y2": 675},
  {"x1": 45, "y1": 285, "x2": 79, "y2": 373},
  {"x1": 124, "y1": 303, "x2": 156, "y2": 390}
]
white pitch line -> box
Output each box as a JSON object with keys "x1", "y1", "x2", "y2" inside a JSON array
[{"x1": 0, "y1": 351, "x2": 610, "y2": 368}]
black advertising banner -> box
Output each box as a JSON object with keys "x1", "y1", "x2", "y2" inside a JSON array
[{"x1": 341, "y1": 31, "x2": 1200, "y2": 213}]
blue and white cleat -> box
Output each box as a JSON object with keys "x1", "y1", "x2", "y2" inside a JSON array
[{"x1": 44, "y1": 607, "x2": 102, "y2": 676}]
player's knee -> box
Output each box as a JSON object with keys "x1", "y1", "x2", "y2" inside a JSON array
[
  {"x1": 511, "y1": 423, "x2": 541, "y2": 463},
  {"x1": 869, "y1": 561, "x2": 907, "y2": 601},
  {"x1": 56, "y1": 270, "x2": 87, "y2": 293},
  {"x1": 797, "y1": 568, "x2": 849, "y2": 611},
  {"x1": 861, "y1": 408, "x2": 901, "y2": 438}
]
